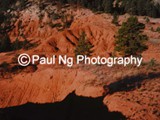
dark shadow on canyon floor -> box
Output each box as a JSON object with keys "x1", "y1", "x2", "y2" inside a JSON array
[
  {"x1": 0, "y1": 92, "x2": 126, "y2": 120},
  {"x1": 104, "y1": 72, "x2": 160, "y2": 95}
]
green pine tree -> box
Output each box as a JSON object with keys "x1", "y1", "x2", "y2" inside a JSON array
[
  {"x1": 12, "y1": 38, "x2": 21, "y2": 50},
  {"x1": 102, "y1": 0, "x2": 114, "y2": 13},
  {"x1": 112, "y1": 12, "x2": 119, "y2": 26},
  {"x1": 0, "y1": 35, "x2": 11, "y2": 52},
  {"x1": 75, "y1": 31, "x2": 93, "y2": 56},
  {"x1": 115, "y1": 16, "x2": 148, "y2": 56}
]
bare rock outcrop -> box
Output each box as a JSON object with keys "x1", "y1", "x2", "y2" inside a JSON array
[
  {"x1": 0, "y1": 66, "x2": 104, "y2": 108},
  {"x1": 36, "y1": 14, "x2": 117, "y2": 56}
]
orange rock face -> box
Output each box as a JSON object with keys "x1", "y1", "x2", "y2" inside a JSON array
[
  {"x1": 0, "y1": 4, "x2": 160, "y2": 120},
  {"x1": 0, "y1": 66, "x2": 104, "y2": 108},
  {"x1": 36, "y1": 16, "x2": 116, "y2": 57},
  {"x1": 9, "y1": 9, "x2": 117, "y2": 57}
]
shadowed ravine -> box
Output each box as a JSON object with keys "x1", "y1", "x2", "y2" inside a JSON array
[{"x1": 0, "y1": 92, "x2": 126, "y2": 120}]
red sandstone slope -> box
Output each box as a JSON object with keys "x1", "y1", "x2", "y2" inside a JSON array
[
  {"x1": 9, "y1": 7, "x2": 117, "y2": 56},
  {"x1": 0, "y1": 3, "x2": 160, "y2": 120},
  {"x1": 0, "y1": 65, "x2": 160, "y2": 120},
  {"x1": 0, "y1": 66, "x2": 104, "y2": 108},
  {"x1": 8, "y1": 8, "x2": 160, "y2": 61}
]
